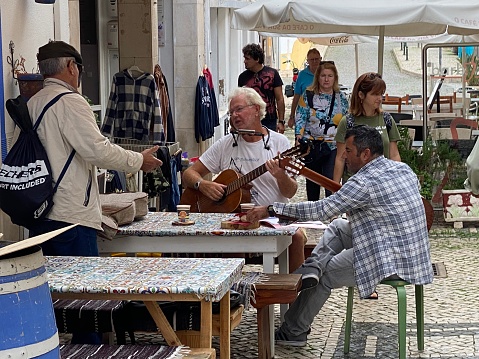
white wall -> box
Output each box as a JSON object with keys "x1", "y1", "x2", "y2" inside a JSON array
[
  {"x1": 0, "y1": 1, "x2": 70, "y2": 238},
  {"x1": 212, "y1": 6, "x2": 259, "y2": 142},
  {"x1": 158, "y1": 0, "x2": 174, "y2": 123},
  {"x1": 1, "y1": 2, "x2": 60, "y2": 146}
]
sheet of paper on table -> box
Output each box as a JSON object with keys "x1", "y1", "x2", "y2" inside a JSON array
[
  {"x1": 260, "y1": 217, "x2": 328, "y2": 230},
  {"x1": 286, "y1": 221, "x2": 328, "y2": 229}
]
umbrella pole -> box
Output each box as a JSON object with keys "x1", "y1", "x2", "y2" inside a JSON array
[
  {"x1": 462, "y1": 37, "x2": 467, "y2": 116},
  {"x1": 378, "y1": 26, "x2": 385, "y2": 75},
  {"x1": 355, "y1": 44, "x2": 359, "y2": 79}
]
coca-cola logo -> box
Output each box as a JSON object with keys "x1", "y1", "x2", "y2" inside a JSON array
[{"x1": 329, "y1": 36, "x2": 350, "y2": 44}]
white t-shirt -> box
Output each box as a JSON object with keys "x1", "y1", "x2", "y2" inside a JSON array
[{"x1": 199, "y1": 130, "x2": 292, "y2": 206}]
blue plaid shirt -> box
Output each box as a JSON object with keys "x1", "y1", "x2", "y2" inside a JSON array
[
  {"x1": 275, "y1": 156, "x2": 433, "y2": 298},
  {"x1": 101, "y1": 70, "x2": 164, "y2": 143}
]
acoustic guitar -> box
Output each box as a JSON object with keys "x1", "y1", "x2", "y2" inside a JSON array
[
  {"x1": 279, "y1": 157, "x2": 434, "y2": 230},
  {"x1": 180, "y1": 143, "x2": 310, "y2": 213}
]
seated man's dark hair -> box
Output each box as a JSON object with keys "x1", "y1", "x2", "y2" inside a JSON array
[{"x1": 345, "y1": 125, "x2": 384, "y2": 156}]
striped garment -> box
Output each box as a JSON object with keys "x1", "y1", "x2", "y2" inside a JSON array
[{"x1": 274, "y1": 156, "x2": 434, "y2": 298}]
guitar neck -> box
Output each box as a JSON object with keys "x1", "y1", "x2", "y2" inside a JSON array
[
  {"x1": 224, "y1": 143, "x2": 309, "y2": 196},
  {"x1": 297, "y1": 166, "x2": 342, "y2": 193},
  {"x1": 226, "y1": 163, "x2": 268, "y2": 195}
]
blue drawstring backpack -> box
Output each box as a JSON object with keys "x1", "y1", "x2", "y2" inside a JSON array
[{"x1": 0, "y1": 92, "x2": 75, "y2": 228}]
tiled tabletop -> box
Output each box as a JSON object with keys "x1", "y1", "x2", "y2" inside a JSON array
[
  {"x1": 45, "y1": 256, "x2": 244, "y2": 302},
  {"x1": 117, "y1": 212, "x2": 297, "y2": 237}
]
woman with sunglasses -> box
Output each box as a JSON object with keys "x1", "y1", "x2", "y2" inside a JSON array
[
  {"x1": 333, "y1": 72, "x2": 401, "y2": 186},
  {"x1": 294, "y1": 61, "x2": 349, "y2": 201}
]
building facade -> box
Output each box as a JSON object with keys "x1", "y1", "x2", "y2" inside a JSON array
[{"x1": 0, "y1": 0, "x2": 265, "y2": 239}]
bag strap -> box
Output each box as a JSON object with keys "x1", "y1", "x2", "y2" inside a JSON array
[
  {"x1": 327, "y1": 91, "x2": 336, "y2": 120},
  {"x1": 53, "y1": 149, "x2": 76, "y2": 194},
  {"x1": 32, "y1": 91, "x2": 76, "y2": 194},
  {"x1": 33, "y1": 92, "x2": 73, "y2": 130},
  {"x1": 306, "y1": 90, "x2": 314, "y2": 109},
  {"x1": 306, "y1": 90, "x2": 336, "y2": 119},
  {"x1": 383, "y1": 112, "x2": 392, "y2": 132}
]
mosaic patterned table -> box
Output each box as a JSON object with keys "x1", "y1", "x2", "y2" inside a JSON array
[
  {"x1": 45, "y1": 256, "x2": 244, "y2": 359},
  {"x1": 98, "y1": 212, "x2": 297, "y2": 274}
]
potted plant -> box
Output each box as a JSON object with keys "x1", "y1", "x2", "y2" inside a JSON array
[
  {"x1": 397, "y1": 126, "x2": 470, "y2": 217},
  {"x1": 17, "y1": 73, "x2": 44, "y2": 100},
  {"x1": 9, "y1": 43, "x2": 44, "y2": 100}
]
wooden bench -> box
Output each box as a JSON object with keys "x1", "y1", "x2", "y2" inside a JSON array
[
  {"x1": 59, "y1": 344, "x2": 215, "y2": 358},
  {"x1": 174, "y1": 305, "x2": 244, "y2": 347},
  {"x1": 251, "y1": 273, "x2": 302, "y2": 359},
  {"x1": 304, "y1": 236, "x2": 318, "y2": 259},
  {"x1": 54, "y1": 274, "x2": 301, "y2": 359}
]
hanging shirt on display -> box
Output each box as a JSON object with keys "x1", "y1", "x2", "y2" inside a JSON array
[
  {"x1": 154, "y1": 64, "x2": 175, "y2": 142},
  {"x1": 202, "y1": 67, "x2": 219, "y2": 128},
  {"x1": 195, "y1": 75, "x2": 215, "y2": 143},
  {"x1": 101, "y1": 70, "x2": 165, "y2": 143}
]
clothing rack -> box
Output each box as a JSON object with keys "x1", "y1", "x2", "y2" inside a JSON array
[
  {"x1": 112, "y1": 138, "x2": 179, "y2": 156},
  {"x1": 112, "y1": 138, "x2": 181, "y2": 210}
]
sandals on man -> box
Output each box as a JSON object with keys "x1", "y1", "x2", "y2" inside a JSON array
[{"x1": 365, "y1": 290, "x2": 378, "y2": 300}]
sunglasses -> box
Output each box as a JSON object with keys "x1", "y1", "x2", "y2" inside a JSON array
[
  {"x1": 320, "y1": 60, "x2": 335, "y2": 65},
  {"x1": 366, "y1": 72, "x2": 381, "y2": 79}
]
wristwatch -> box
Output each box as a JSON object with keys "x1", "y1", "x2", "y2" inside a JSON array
[
  {"x1": 278, "y1": 120, "x2": 286, "y2": 125},
  {"x1": 194, "y1": 179, "x2": 202, "y2": 190},
  {"x1": 267, "y1": 205, "x2": 276, "y2": 217}
]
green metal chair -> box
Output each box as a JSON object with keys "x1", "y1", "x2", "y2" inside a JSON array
[{"x1": 343, "y1": 280, "x2": 424, "y2": 359}]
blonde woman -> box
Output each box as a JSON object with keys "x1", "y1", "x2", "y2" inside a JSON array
[{"x1": 294, "y1": 61, "x2": 349, "y2": 200}]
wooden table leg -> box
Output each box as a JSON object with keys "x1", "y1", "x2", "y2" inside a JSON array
[
  {"x1": 257, "y1": 305, "x2": 272, "y2": 359},
  {"x1": 219, "y1": 291, "x2": 231, "y2": 359},
  {"x1": 200, "y1": 300, "x2": 213, "y2": 349},
  {"x1": 144, "y1": 301, "x2": 182, "y2": 346}
]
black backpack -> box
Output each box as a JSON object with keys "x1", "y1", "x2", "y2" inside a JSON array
[{"x1": 0, "y1": 92, "x2": 75, "y2": 228}]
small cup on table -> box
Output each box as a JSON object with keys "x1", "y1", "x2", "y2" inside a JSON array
[{"x1": 176, "y1": 204, "x2": 191, "y2": 223}]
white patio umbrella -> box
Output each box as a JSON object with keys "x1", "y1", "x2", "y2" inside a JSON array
[{"x1": 232, "y1": 0, "x2": 479, "y2": 74}]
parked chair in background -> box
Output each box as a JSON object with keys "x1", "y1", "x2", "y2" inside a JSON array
[
  {"x1": 427, "y1": 96, "x2": 453, "y2": 113},
  {"x1": 385, "y1": 93, "x2": 410, "y2": 104},
  {"x1": 454, "y1": 97, "x2": 472, "y2": 117},
  {"x1": 382, "y1": 97, "x2": 402, "y2": 113}
]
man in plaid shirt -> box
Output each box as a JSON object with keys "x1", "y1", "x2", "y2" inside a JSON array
[{"x1": 246, "y1": 125, "x2": 433, "y2": 347}]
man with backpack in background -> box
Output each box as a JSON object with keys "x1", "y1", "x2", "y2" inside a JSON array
[{"x1": 21, "y1": 41, "x2": 162, "y2": 257}]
